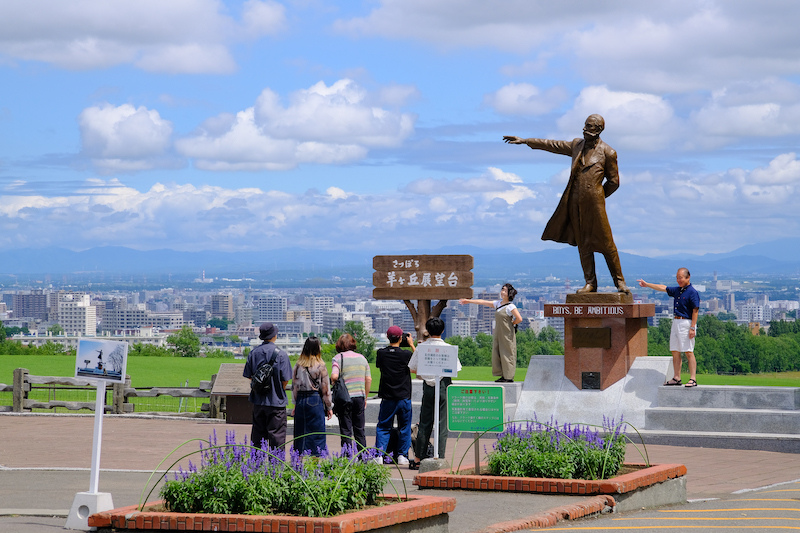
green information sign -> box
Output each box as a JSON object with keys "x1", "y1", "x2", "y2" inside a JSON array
[{"x1": 447, "y1": 385, "x2": 505, "y2": 432}]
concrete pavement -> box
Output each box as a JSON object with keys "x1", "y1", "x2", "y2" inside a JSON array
[{"x1": 2, "y1": 413, "x2": 800, "y2": 532}]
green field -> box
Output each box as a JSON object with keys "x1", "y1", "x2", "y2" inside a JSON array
[
  {"x1": 0, "y1": 355, "x2": 530, "y2": 389},
  {"x1": 0, "y1": 355, "x2": 525, "y2": 414},
  {"x1": 4, "y1": 354, "x2": 800, "y2": 389},
  {"x1": 2, "y1": 355, "x2": 798, "y2": 415},
  {"x1": 677, "y1": 371, "x2": 800, "y2": 387}
]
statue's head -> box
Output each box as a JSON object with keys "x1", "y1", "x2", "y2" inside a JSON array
[{"x1": 583, "y1": 114, "x2": 605, "y2": 141}]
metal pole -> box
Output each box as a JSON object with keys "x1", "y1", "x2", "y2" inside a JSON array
[
  {"x1": 433, "y1": 376, "x2": 441, "y2": 458},
  {"x1": 89, "y1": 381, "x2": 105, "y2": 494},
  {"x1": 474, "y1": 432, "x2": 482, "y2": 474}
]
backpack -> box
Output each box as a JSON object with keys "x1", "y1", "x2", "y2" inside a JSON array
[{"x1": 251, "y1": 348, "x2": 279, "y2": 395}]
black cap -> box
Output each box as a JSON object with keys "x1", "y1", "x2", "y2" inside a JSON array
[{"x1": 259, "y1": 322, "x2": 278, "y2": 340}]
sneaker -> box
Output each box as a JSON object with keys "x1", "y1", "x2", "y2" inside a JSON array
[
  {"x1": 397, "y1": 455, "x2": 409, "y2": 466},
  {"x1": 372, "y1": 457, "x2": 384, "y2": 465}
]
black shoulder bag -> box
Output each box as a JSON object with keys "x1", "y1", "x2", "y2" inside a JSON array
[{"x1": 331, "y1": 353, "x2": 352, "y2": 414}]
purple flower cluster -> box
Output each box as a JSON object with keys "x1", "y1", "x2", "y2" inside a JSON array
[
  {"x1": 485, "y1": 415, "x2": 629, "y2": 480},
  {"x1": 161, "y1": 430, "x2": 391, "y2": 516},
  {"x1": 493, "y1": 415, "x2": 626, "y2": 454},
  {"x1": 172, "y1": 430, "x2": 383, "y2": 483}
]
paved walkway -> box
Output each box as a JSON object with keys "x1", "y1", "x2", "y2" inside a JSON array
[{"x1": 2, "y1": 413, "x2": 800, "y2": 532}]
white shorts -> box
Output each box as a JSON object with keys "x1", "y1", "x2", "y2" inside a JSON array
[{"x1": 670, "y1": 319, "x2": 695, "y2": 353}]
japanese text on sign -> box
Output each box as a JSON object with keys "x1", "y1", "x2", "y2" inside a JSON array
[
  {"x1": 385, "y1": 271, "x2": 458, "y2": 288},
  {"x1": 372, "y1": 255, "x2": 474, "y2": 300},
  {"x1": 415, "y1": 343, "x2": 460, "y2": 377},
  {"x1": 447, "y1": 385, "x2": 505, "y2": 432}
]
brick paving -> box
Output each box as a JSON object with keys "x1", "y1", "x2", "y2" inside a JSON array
[{"x1": 2, "y1": 413, "x2": 800, "y2": 532}]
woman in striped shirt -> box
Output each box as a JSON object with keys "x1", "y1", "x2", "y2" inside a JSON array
[{"x1": 331, "y1": 333, "x2": 372, "y2": 452}]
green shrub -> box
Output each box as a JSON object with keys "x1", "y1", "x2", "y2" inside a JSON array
[
  {"x1": 160, "y1": 431, "x2": 390, "y2": 517},
  {"x1": 487, "y1": 417, "x2": 626, "y2": 480}
]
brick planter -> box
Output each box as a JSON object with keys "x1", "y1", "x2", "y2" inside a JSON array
[
  {"x1": 88, "y1": 494, "x2": 456, "y2": 533},
  {"x1": 414, "y1": 463, "x2": 687, "y2": 496}
]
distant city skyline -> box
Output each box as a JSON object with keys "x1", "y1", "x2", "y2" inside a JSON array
[
  {"x1": 3, "y1": 274, "x2": 795, "y2": 351},
  {"x1": 2, "y1": 2, "x2": 800, "y2": 257}
]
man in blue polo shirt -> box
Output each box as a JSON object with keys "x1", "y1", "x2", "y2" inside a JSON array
[{"x1": 637, "y1": 268, "x2": 700, "y2": 387}]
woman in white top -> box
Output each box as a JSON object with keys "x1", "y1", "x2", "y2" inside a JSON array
[{"x1": 460, "y1": 283, "x2": 523, "y2": 382}]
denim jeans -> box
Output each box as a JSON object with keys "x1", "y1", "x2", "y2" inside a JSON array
[
  {"x1": 293, "y1": 391, "x2": 327, "y2": 456},
  {"x1": 374, "y1": 398, "x2": 412, "y2": 459}
]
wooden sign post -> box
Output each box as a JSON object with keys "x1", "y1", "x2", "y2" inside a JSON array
[{"x1": 372, "y1": 255, "x2": 473, "y2": 340}]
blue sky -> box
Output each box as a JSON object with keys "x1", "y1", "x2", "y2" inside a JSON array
[{"x1": 2, "y1": 1, "x2": 799, "y2": 257}]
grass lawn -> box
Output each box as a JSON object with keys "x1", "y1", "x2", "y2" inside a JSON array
[
  {"x1": 679, "y1": 371, "x2": 800, "y2": 387},
  {"x1": 0, "y1": 354, "x2": 236, "y2": 388},
  {"x1": 0, "y1": 354, "x2": 529, "y2": 389},
  {"x1": 3, "y1": 354, "x2": 799, "y2": 389}
]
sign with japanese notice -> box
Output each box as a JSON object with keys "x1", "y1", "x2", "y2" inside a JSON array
[
  {"x1": 372, "y1": 254, "x2": 473, "y2": 300},
  {"x1": 414, "y1": 342, "x2": 460, "y2": 377},
  {"x1": 447, "y1": 385, "x2": 505, "y2": 432}
]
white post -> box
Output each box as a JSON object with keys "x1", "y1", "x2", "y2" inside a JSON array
[
  {"x1": 432, "y1": 376, "x2": 441, "y2": 458},
  {"x1": 65, "y1": 380, "x2": 114, "y2": 530},
  {"x1": 89, "y1": 381, "x2": 105, "y2": 493}
]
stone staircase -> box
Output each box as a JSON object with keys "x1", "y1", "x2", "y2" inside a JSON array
[{"x1": 641, "y1": 385, "x2": 800, "y2": 453}]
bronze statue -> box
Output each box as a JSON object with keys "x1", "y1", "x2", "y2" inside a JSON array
[{"x1": 504, "y1": 114, "x2": 629, "y2": 294}]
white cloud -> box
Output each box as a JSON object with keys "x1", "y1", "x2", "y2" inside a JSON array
[
  {"x1": 78, "y1": 103, "x2": 175, "y2": 172},
  {"x1": 377, "y1": 84, "x2": 421, "y2": 107},
  {"x1": 2, "y1": 155, "x2": 800, "y2": 255},
  {"x1": 177, "y1": 79, "x2": 414, "y2": 170},
  {"x1": 612, "y1": 153, "x2": 800, "y2": 254},
  {"x1": 750, "y1": 153, "x2": 800, "y2": 186},
  {"x1": 0, "y1": 0, "x2": 285, "y2": 73},
  {"x1": 485, "y1": 83, "x2": 567, "y2": 116},
  {"x1": 241, "y1": 0, "x2": 286, "y2": 39},
  {"x1": 332, "y1": 0, "x2": 628, "y2": 52},
  {"x1": 133, "y1": 44, "x2": 236, "y2": 75},
  {"x1": 558, "y1": 86, "x2": 678, "y2": 150},
  {"x1": 335, "y1": 2, "x2": 800, "y2": 92},
  {"x1": 255, "y1": 79, "x2": 415, "y2": 147},
  {"x1": 690, "y1": 81, "x2": 800, "y2": 146}
]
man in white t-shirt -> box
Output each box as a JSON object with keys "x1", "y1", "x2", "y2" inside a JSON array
[{"x1": 407, "y1": 316, "x2": 462, "y2": 469}]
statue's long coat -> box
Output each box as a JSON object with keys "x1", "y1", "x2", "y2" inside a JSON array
[{"x1": 527, "y1": 137, "x2": 619, "y2": 253}]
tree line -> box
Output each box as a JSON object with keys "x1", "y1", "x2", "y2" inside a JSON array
[
  {"x1": 5, "y1": 316, "x2": 800, "y2": 375},
  {"x1": 648, "y1": 315, "x2": 800, "y2": 374},
  {"x1": 445, "y1": 327, "x2": 564, "y2": 367}
]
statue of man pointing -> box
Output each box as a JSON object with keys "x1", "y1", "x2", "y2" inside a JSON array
[{"x1": 504, "y1": 114, "x2": 630, "y2": 294}]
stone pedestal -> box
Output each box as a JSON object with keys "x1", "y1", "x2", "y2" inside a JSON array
[{"x1": 545, "y1": 293, "x2": 655, "y2": 391}]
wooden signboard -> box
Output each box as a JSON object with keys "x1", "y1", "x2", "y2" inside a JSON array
[{"x1": 372, "y1": 255, "x2": 473, "y2": 300}]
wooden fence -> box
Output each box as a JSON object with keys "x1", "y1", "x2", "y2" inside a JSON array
[{"x1": 3, "y1": 368, "x2": 221, "y2": 418}]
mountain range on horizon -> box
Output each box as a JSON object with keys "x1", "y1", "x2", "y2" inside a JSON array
[{"x1": 1, "y1": 238, "x2": 799, "y2": 283}]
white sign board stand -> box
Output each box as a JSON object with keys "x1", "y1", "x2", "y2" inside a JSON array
[
  {"x1": 65, "y1": 340, "x2": 128, "y2": 530},
  {"x1": 414, "y1": 342, "x2": 459, "y2": 459}
]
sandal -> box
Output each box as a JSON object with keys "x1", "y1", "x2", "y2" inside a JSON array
[
  {"x1": 684, "y1": 379, "x2": 698, "y2": 388},
  {"x1": 664, "y1": 377, "x2": 682, "y2": 386},
  {"x1": 408, "y1": 460, "x2": 420, "y2": 471}
]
